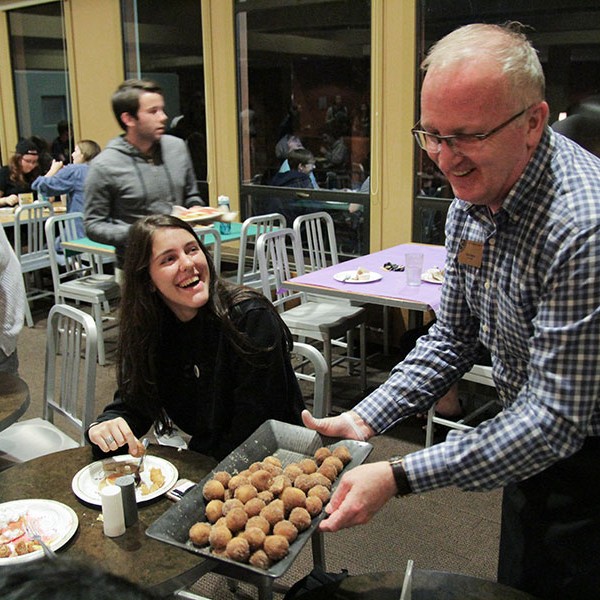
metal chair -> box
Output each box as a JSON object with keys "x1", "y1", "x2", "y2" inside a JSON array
[
  {"x1": 0, "y1": 304, "x2": 98, "y2": 462},
  {"x1": 424, "y1": 364, "x2": 498, "y2": 447},
  {"x1": 13, "y1": 200, "x2": 55, "y2": 327},
  {"x1": 257, "y1": 228, "x2": 367, "y2": 414},
  {"x1": 45, "y1": 212, "x2": 120, "y2": 365},
  {"x1": 236, "y1": 213, "x2": 285, "y2": 289},
  {"x1": 194, "y1": 225, "x2": 222, "y2": 276}
]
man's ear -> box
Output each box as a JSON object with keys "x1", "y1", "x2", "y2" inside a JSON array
[
  {"x1": 526, "y1": 101, "x2": 549, "y2": 147},
  {"x1": 120, "y1": 112, "x2": 136, "y2": 128}
]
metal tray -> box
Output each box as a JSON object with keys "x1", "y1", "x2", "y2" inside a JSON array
[{"x1": 146, "y1": 419, "x2": 372, "y2": 579}]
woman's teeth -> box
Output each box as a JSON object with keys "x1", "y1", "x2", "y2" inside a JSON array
[{"x1": 179, "y1": 275, "x2": 200, "y2": 289}]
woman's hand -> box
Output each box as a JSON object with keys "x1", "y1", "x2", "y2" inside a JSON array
[
  {"x1": 301, "y1": 409, "x2": 375, "y2": 441},
  {"x1": 88, "y1": 417, "x2": 144, "y2": 456},
  {"x1": 0, "y1": 194, "x2": 19, "y2": 207},
  {"x1": 45, "y1": 159, "x2": 63, "y2": 177}
]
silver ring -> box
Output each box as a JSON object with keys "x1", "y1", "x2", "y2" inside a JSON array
[{"x1": 105, "y1": 435, "x2": 115, "y2": 445}]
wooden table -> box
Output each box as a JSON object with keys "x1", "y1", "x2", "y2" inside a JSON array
[
  {"x1": 0, "y1": 372, "x2": 30, "y2": 432},
  {"x1": 0, "y1": 444, "x2": 217, "y2": 597}
]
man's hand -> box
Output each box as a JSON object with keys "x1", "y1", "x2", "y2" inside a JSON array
[
  {"x1": 319, "y1": 461, "x2": 398, "y2": 532},
  {"x1": 301, "y1": 409, "x2": 374, "y2": 441}
]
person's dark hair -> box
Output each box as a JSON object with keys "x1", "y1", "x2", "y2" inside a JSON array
[
  {"x1": 0, "y1": 557, "x2": 159, "y2": 600},
  {"x1": 8, "y1": 142, "x2": 40, "y2": 186},
  {"x1": 117, "y1": 214, "x2": 293, "y2": 428},
  {"x1": 288, "y1": 148, "x2": 314, "y2": 170},
  {"x1": 112, "y1": 79, "x2": 163, "y2": 131},
  {"x1": 77, "y1": 139, "x2": 102, "y2": 162},
  {"x1": 57, "y1": 120, "x2": 70, "y2": 136}
]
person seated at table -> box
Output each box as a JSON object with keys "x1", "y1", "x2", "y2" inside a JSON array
[
  {"x1": 32, "y1": 139, "x2": 101, "y2": 240},
  {"x1": 87, "y1": 214, "x2": 305, "y2": 461},
  {"x1": 0, "y1": 557, "x2": 159, "y2": 600},
  {"x1": 0, "y1": 139, "x2": 41, "y2": 207}
]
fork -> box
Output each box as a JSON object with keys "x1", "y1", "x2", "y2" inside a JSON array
[
  {"x1": 133, "y1": 437, "x2": 150, "y2": 487},
  {"x1": 25, "y1": 520, "x2": 57, "y2": 560}
]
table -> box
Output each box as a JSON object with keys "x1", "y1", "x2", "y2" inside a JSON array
[
  {"x1": 0, "y1": 207, "x2": 57, "y2": 228},
  {"x1": 300, "y1": 568, "x2": 539, "y2": 600},
  {"x1": 0, "y1": 372, "x2": 30, "y2": 432},
  {"x1": 0, "y1": 444, "x2": 218, "y2": 597}
]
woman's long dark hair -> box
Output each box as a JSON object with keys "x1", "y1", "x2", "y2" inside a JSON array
[
  {"x1": 117, "y1": 214, "x2": 293, "y2": 425},
  {"x1": 8, "y1": 153, "x2": 40, "y2": 187}
]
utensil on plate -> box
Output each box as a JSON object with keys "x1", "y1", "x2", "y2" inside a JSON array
[
  {"x1": 133, "y1": 438, "x2": 150, "y2": 487},
  {"x1": 25, "y1": 520, "x2": 56, "y2": 560}
]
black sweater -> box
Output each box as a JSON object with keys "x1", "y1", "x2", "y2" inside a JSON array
[{"x1": 90, "y1": 299, "x2": 304, "y2": 460}]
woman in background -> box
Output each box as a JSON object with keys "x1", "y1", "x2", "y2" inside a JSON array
[
  {"x1": 87, "y1": 215, "x2": 304, "y2": 460},
  {"x1": 0, "y1": 139, "x2": 41, "y2": 207}
]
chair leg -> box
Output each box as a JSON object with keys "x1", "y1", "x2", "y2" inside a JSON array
[
  {"x1": 23, "y1": 289, "x2": 34, "y2": 328},
  {"x1": 323, "y1": 338, "x2": 333, "y2": 415},
  {"x1": 425, "y1": 405, "x2": 435, "y2": 447},
  {"x1": 359, "y1": 323, "x2": 367, "y2": 392},
  {"x1": 311, "y1": 530, "x2": 326, "y2": 571},
  {"x1": 92, "y1": 303, "x2": 106, "y2": 365}
]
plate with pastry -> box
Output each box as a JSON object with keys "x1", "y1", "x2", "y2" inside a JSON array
[
  {"x1": 334, "y1": 267, "x2": 382, "y2": 283},
  {"x1": 0, "y1": 499, "x2": 78, "y2": 565},
  {"x1": 71, "y1": 453, "x2": 178, "y2": 506},
  {"x1": 421, "y1": 267, "x2": 445, "y2": 284}
]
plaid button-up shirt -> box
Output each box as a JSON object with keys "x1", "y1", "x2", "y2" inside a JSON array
[{"x1": 355, "y1": 128, "x2": 600, "y2": 493}]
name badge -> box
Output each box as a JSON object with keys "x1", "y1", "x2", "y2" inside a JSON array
[{"x1": 458, "y1": 239, "x2": 483, "y2": 268}]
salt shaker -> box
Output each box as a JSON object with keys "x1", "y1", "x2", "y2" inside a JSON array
[
  {"x1": 100, "y1": 486, "x2": 126, "y2": 537},
  {"x1": 116, "y1": 474, "x2": 138, "y2": 527},
  {"x1": 217, "y1": 195, "x2": 231, "y2": 234}
]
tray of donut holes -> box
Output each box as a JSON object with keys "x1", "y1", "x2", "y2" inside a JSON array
[{"x1": 146, "y1": 419, "x2": 372, "y2": 579}]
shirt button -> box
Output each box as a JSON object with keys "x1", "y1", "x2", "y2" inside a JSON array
[
  {"x1": 484, "y1": 280, "x2": 491, "y2": 290},
  {"x1": 489, "y1": 238, "x2": 496, "y2": 246},
  {"x1": 482, "y1": 324, "x2": 489, "y2": 333}
]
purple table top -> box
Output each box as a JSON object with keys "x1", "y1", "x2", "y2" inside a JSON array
[{"x1": 285, "y1": 243, "x2": 446, "y2": 313}]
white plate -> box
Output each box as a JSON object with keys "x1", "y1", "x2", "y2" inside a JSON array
[
  {"x1": 71, "y1": 454, "x2": 178, "y2": 507},
  {"x1": 421, "y1": 268, "x2": 444, "y2": 284},
  {"x1": 0, "y1": 499, "x2": 78, "y2": 565},
  {"x1": 334, "y1": 270, "x2": 383, "y2": 284}
]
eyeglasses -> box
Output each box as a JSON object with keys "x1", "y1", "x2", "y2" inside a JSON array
[
  {"x1": 21, "y1": 156, "x2": 39, "y2": 165},
  {"x1": 412, "y1": 105, "x2": 534, "y2": 155}
]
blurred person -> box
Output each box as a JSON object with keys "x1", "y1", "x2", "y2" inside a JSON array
[
  {"x1": 51, "y1": 120, "x2": 74, "y2": 164},
  {"x1": 84, "y1": 79, "x2": 203, "y2": 277},
  {"x1": 87, "y1": 215, "x2": 304, "y2": 461},
  {"x1": 0, "y1": 226, "x2": 25, "y2": 375},
  {"x1": 303, "y1": 22, "x2": 600, "y2": 600},
  {"x1": 0, "y1": 139, "x2": 40, "y2": 207},
  {"x1": 32, "y1": 139, "x2": 101, "y2": 239}
]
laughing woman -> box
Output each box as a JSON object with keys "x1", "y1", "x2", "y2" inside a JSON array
[{"x1": 86, "y1": 214, "x2": 304, "y2": 460}]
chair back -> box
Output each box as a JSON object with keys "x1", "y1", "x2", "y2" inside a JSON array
[
  {"x1": 236, "y1": 213, "x2": 285, "y2": 287},
  {"x1": 293, "y1": 211, "x2": 339, "y2": 271},
  {"x1": 291, "y1": 342, "x2": 329, "y2": 418},
  {"x1": 44, "y1": 303, "x2": 98, "y2": 445},
  {"x1": 256, "y1": 228, "x2": 306, "y2": 311},
  {"x1": 195, "y1": 225, "x2": 222, "y2": 276},
  {"x1": 14, "y1": 200, "x2": 54, "y2": 271}
]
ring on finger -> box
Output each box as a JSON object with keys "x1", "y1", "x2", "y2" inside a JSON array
[{"x1": 105, "y1": 435, "x2": 115, "y2": 445}]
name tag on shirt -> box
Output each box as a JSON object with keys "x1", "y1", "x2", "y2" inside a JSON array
[{"x1": 458, "y1": 239, "x2": 483, "y2": 268}]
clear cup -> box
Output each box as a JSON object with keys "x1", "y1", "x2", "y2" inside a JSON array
[{"x1": 405, "y1": 252, "x2": 424, "y2": 286}]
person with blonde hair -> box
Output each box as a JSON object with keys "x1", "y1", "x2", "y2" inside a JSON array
[{"x1": 304, "y1": 22, "x2": 600, "y2": 599}]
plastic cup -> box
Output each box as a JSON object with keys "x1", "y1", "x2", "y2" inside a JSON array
[{"x1": 405, "y1": 252, "x2": 424, "y2": 286}]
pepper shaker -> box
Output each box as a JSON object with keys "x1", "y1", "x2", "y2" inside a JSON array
[{"x1": 116, "y1": 474, "x2": 138, "y2": 527}]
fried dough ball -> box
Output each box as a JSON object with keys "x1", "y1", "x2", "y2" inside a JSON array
[
  {"x1": 309, "y1": 472, "x2": 333, "y2": 490},
  {"x1": 244, "y1": 497, "x2": 266, "y2": 517},
  {"x1": 249, "y1": 549, "x2": 271, "y2": 570},
  {"x1": 257, "y1": 490, "x2": 274, "y2": 504},
  {"x1": 289, "y1": 507, "x2": 311, "y2": 532},
  {"x1": 234, "y1": 484, "x2": 258, "y2": 504},
  {"x1": 203, "y1": 479, "x2": 225, "y2": 501},
  {"x1": 248, "y1": 461, "x2": 264, "y2": 473},
  {"x1": 263, "y1": 455, "x2": 282, "y2": 468},
  {"x1": 269, "y1": 474, "x2": 291, "y2": 496},
  {"x1": 223, "y1": 488, "x2": 233, "y2": 501},
  {"x1": 0, "y1": 544, "x2": 10, "y2": 558},
  {"x1": 214, "y1": 517, "x2": 228, "y2": 528},
  {"x1": 213, "y1": 470, "x2": 232, "y2": 488},
  {"x1": 260, "y1": 499, "x2": 285, "y2": 527},
  {"x1": 322, "y1": 455, "x2": 344, "y2": 475},
  {"x1": 225, "y1": 537, "x2": 250, "y2": 563},
  {"x1": 261, "y1": 462, "x2": 282, "y2": 476},
  {"x1": 305, "y1": 495, "x2": 323, "y2": 517},
  {"x1": 298, "y1": 458, "x2": 318, "y2": 474},
  {"x1": 273, "y1": 520, "x2": 298, "y2": 544},
  {"x1": 225, "y1": 507, "x2": 248, "y2": 533},
  {"x1": 222, "y1": 498, "x2": 244, "y2": 515},
  {"x1": 227, "y1": 474, "x2": 250, "y2": 491},
  {"x1": 283, "y1": 464, "x2": 303, "y2": 482},
  {"x1": 205, "y1": 499, "x2": 224, "y2": 523},
  {"x1": 209, "y1": 525, "x2": 232, "y2": 550},
  {"x1": 332, "y1": 445, "x2": 352, "y2": 465},
  {"x1": 238, "y1": 469, "x2": 252, "y2": 479},
  {"x1": 246, "y1": 515, "x2": 270, "y2": 535},
  {"x1": 281, "y1": 487, "x2": 306, "y2": 514},
  {"x1": 14, "y1": 541, "x2": 30, "y2": 555},
  {"x1": 317, "y1": 462, "x2": 338, "y2": 483},
  {"x1": 241, "y1": 526, "x2": 266, "y2": 551},
  {"x1": 189, "y1": 522, "x2": 212, "y2": 546},
  {"x1": 293, "y1": 474, "x2": 315, "y2": 494},
  {"x1": 314, "y1": 447, "x2": 332, "y2": 465},
  {"x1": 250, "y1": 469, "x2": 273, "y2": 492},
  {"x1": 308, "y1": 484, "x2": 330, "y2": 504},
  {"x1": 263, "y1": 534, "x2": 289, "y2": 561}
]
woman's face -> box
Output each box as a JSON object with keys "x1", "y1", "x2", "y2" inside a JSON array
[
  {"x1": 20, "y1": 154, "x2": 38, "y2": 174},
  {"x1": 72, "y1": 145, "x2": 84, "y2": 164},
  {"x1": 148, "y1": 227, "x2": 210, "y2": 322}
]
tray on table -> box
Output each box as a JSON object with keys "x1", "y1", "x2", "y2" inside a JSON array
[{"x1": 146, "y1": 419, "x2": 372, "y2": 580}]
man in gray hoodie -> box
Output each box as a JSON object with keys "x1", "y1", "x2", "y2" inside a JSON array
[{"x1": 84, "y1": 79, "x2": 204, "y2": 271}]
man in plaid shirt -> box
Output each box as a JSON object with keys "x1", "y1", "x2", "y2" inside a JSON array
[{"x1": 303, "y1": 22, "x2": 600, "y2": 599}]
